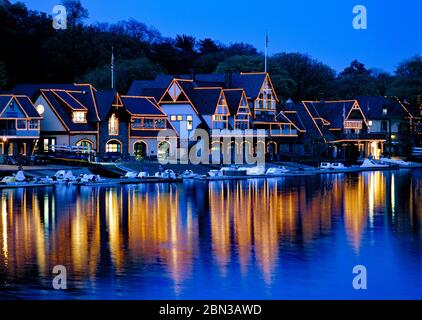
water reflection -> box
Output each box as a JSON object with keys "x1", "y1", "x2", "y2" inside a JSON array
[{"x1": 0, "y1": 170, "x2": 421, "y2": 299}]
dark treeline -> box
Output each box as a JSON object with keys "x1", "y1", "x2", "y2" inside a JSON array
[{"x1": 1, "y1": 0, "x2": 421, "y2": 104}]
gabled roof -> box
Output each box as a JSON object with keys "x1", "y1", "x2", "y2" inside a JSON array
[
  {"x1": 188, "y1": 87, "x2": 223, "y2": 115},
  {"x1": 285, "y1": 102, "x2": 324, "y2": 140},
  {"x1": 0, "y1": 94, "x2": 42, "y2": 119},
  {"x1": 95, "y1": 90, "x2": 118, "y2": 121},
  {"x1": 121, "y1": 96, "x2": 166, "y2": 116},
  {"x1": 130, "y1": 72, "x2": 277, "y2": 103},
  {"x1": 356, "y1": 96, "x2": 411, "y2": 119},
  {"x1": 223, "y1": 89, "x2": 245, "y2": 115},
  {"x1": 303, "y1": 100, "x2": 357, "y2": 129},
  {"x1": 127, "y1": 76, "x2": 173, "y2": 97},
  {"x1": 231, "y1": 73, "x2": 268, "y2": 100},
  {"x1": 40, "y1": 90, "x2": 97, "y2": 132},
  {"x1": 283, "y1": 111, "x2": 306, "y2": 132}
]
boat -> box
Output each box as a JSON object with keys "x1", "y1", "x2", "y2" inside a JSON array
[
  {"x1": 319, "y1": 162, "x2": 346, "y2": 170},
  {"x1": 320, "y1": 162, "x2": 332, "y2": 170},
  {"x1": 137, "y1": 171, "x2": 149, "y2": 179},
  {"x1": 53, "y1": 170, "x2": 77, "y2": 183},
  {"x1": 380, "y1": 157, "x2": 412, "y2": 167},
  {"x1": 181, "y1": 170, "x2": 197, "y2": 179},
  {"x1": 220, "y1": 165, "x2": 247, "y2": 177},
  {"x1": 79, "y1": 174, "x2": 104, "y2": 183},
  {"x1": 122, "y1": 171, "x2": 137, "y2": 178},
  {"x1": 266, "y1": 166, "x2": 290, "y2": 176},
  {"x1": 207, "y1": 170, "x2": 222, "y2": 178},
  {"x1": 359, "y1": 159, "x2": 392, "y2": 170},
  {"x1": 15, "y1": 170, "x2": 26, "y2": 182},
  {"x1": 239, "y1": 165, "x2": 266, "y2": 176},
  {"x1": 155, "y1": 169, "x2": 177, "y2": 179},
  {"x1": 331, "y1": 163, "x2": 346, "y2": 170},
  {"x1": 0, "y1": 174, "x2": 54, "y2": 189}
]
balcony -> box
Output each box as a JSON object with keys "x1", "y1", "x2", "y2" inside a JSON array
[
  {"x1": 339, "y1": 132, "x2": 387, "y2": 140},
  {"x1": 0, "y1": 129, "x2": 17, "y2": 136}
]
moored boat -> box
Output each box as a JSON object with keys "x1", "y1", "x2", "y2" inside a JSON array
[
  {"x1": 181, "y1": 170, "x2": 197, "y2": 179},
  {"x1": 266, "y1": 166, "x2": 290, "y2": 176}
]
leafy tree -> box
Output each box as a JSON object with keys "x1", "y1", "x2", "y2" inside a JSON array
[
  {"x1": 0, "y1": 61, "x2": 7, "y2": 89},
  {"x1": 225, "y1": 42, "x2": 258, "y2": 56},
  {"x1": 271, "y1": 53, "x2": 336, "y2": 101},
  {"x1": 62, "y1": 0, "x2": 88, "y2": 26},
  {"x1": 371, "y1": 69, "x2": 393, "y2": 96},
  {"x1": 198, "y1": 38, "x2": 220, "y2": 55},
  {"x1": 388, "y1": 56, "x2": 422, "y2": 104},
  {"x1": 81, "y1": 57, "x2": 161, "y2": 93},
  {"x1": 193, "y1": 52, "x2": 226, "y2": 73},
  {"x1": 215, "y1": 55, "x2": 264, "y2": 73},
  {"x1": 335, "y1": 60, "x2": 377, "y2": 98},
  {"x1": 175, "y1": 34, "x2": 196, "y2": 52}
]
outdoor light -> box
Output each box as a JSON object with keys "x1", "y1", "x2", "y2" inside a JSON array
[
  {"x1": 36, "y1": 104, "x2": 45, "y2": 115},
  {"x1": 368, "y1": 120, "x2": 373, "y2": 126}
]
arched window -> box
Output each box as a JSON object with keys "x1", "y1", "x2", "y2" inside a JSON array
[
  {"x1": 76, "y1": 139, "x2": 94, "y2": 154},
  {"x1": 106, "y1": 139, "x2": 122, "y2": 153},
  {"x1": 109, "y1": 114, "x2": 119, "y2": 135}
]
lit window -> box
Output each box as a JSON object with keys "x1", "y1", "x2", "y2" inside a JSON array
[
  {"x1": 170, "y1": 115, "x2": 176, "y2": 121},
  {"x1": 108, "y1": 114, "x2": 119, "y2": 135},
  {"x1": 106, "y1": 141, "x2": 121, "y2": 153},
  {"x1": 187, "y1": 115, "x2": 193, "y2": 130},
  {"x1": 17, "y1": 119, "x2": 27, "y2": 129},
  {"x1": 382, "y1": 108, "x2": 388, "y2": 115},
  {"x1": 29, "y1": 120, "x2": 39, "y2": 129},
  {"x1": 368, "y1": 120, "x2": 373, "y2": 126},
  {"x1": 72, "y1": 111, "x2": 86, "y2": 123},
  {"x1": 177, "y1": 115, "x2": 183, "y2": 121}
]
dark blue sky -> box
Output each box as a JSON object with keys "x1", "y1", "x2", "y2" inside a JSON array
[{"x1": 17, "y1": 0, "x2": 422, "y2": 73}]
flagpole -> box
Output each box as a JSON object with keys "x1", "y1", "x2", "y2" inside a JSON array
[
  {"x1": 111, "y1": 47, "x2": 115, "y2": 90},
  {"x1": 264, "y1": 33, "x2": 268, "y2": 73}
]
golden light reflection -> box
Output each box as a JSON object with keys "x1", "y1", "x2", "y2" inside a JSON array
[{"x1": 0, "y1": 170, "x2": 419, "y2": 292}]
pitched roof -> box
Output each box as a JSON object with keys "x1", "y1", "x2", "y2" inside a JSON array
[
  {"x1": 285, "y1": 102, "x2": 324, "y2": 140},
  {"x1": 231, "y1": 73, "x2": 268, "y2": 99},
  {"x1": 12, "y1": 84, "x2": 88, "y2": 99},
  {"x1": 130, "y1": 72, "x2": 272, "y2": 103},
  {"x1": 223, "y1": 89, "x2": 244, "y2": 114},
  {"x1": 356, "y1": 96, "x2": 410, "y2": 119},
  {"x1": 40, "y1": 90, "x2": 97, "y2": 132},
  {"x1": 127, "y1": 76, "x2": 173, "y2": 97},
  {"x1": 187, "y1": 88, "x2": 222, "y2": 115},
  {"x1": 303, "y1": 100, "x2": 356, "y2": 129},
  {"x1": 121, "y1": 96, "x2": 166, "y2": 116},
  {"x1": 95, "y1": 90, "x2": 118, "y2": 121},
  {"x1": 283, "y1": 111, "x2": 306, "y2": 131},
  {"x1": 0, "y1": 95, "x2": 41, "y2": 119}
]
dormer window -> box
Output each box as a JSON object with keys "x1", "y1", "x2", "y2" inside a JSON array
[
  {"x1": 109, "y1": 113, "x2": 119, "y2": 135},
  {"x1": 72, "y1": 111, "x2": 86, "y2": 123}
]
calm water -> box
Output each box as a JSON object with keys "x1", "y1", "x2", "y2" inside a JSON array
[{"x1": 0, "y1": 170, "x2": 421, "y2": 300}]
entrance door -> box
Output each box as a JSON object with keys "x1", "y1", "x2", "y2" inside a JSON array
[
  {"x1": 134, "y1": 141, "x2": 147, "y2": 160},
  {"x1": 0, "y1": 142, "x2": 4, "y2": 164}
]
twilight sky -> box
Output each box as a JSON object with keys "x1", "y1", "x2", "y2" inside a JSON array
[{"x1": 16, "y1": 0, "x2": 422, "y2": 73}]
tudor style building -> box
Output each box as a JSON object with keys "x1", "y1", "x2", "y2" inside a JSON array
[
  {"x1": 0, "y1": 94, "x2": 41, "y2": 163},
  {"x1": 128, "y1": 72, "x2": 300, "y2": 161}
]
